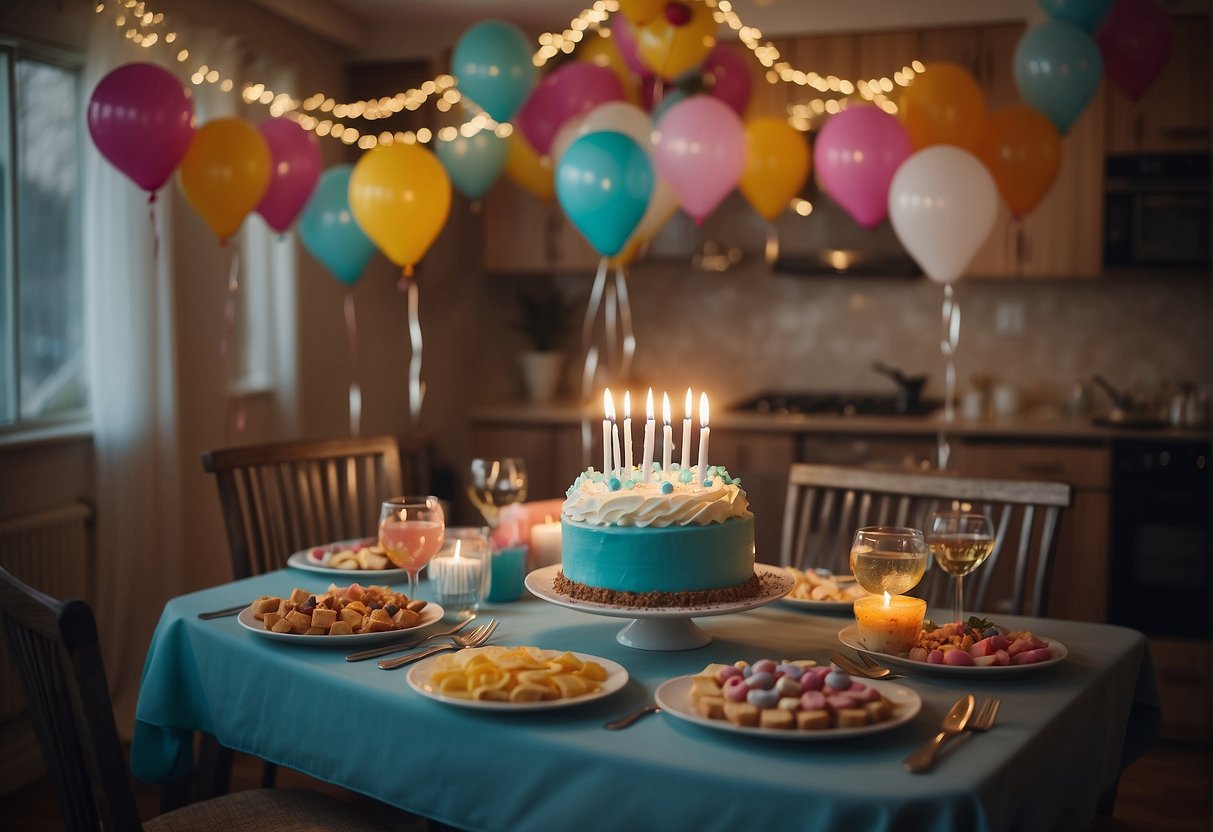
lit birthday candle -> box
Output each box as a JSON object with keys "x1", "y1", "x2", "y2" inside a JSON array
[
  {"x1": 602, "y1": 389, "x2": 613, "y2": 477},
  {"x1": 661, "y1": 392, "x2": 673, "y2": 477},
  {"x1": 641, "y1": 388, "x2": 655, "y2": 484},
  {"x1": 680, "y1": 388, "x2": 693, "y2": 472},
  {"x1": 697, "y1": 393, "x2": 710, "y2": 483},
  {"x1": 623, "y1": 391, "x2": 633, "y2": 477}
]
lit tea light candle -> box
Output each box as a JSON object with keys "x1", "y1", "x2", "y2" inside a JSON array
[
  {"x1": 697, "y1": 393, "x2": 710, "y2": 482},
  {"x1": 641, "y1": 388, "x2": 655, "y2": 484},
  {"x1": 661, "y1": 392, "x2": 673, "y2": 477},
  {"x1": 430, "y1": 539, "x2": 484, "y2": 607},
  {"x1": 853, "y1": 592, "x2": 927, "y2": 655},
  {"x1": 530, "y1": 515, "x2": 562, "y2": 569},
  {"x1": 623, "y1": 391, "x2": 633, "y2": 475},
  {"x1": 602, "y1": 389, "x2": 613, "y2": 477},
  {"x1": 680, "y1": 388, "x2": 693, "y2": 472}
]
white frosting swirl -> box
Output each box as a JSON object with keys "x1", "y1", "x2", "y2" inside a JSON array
[{"x1": 562, "y1": 467, "x2": 751, "y2": 528}]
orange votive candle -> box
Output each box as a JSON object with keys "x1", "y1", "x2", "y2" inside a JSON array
[{"x1": 854, "y1": 592, "x2": 927, "y2": 655}]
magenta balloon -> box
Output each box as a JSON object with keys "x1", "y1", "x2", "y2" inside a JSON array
[
  {"x1": 1095, "y1": 0, "x2": 1172, "y2": 101},
  {"x1": 255, "y1": 118, "x2": 323, "y2": 233},
  {"x1": 516, "y1": 63, "x2": 626, "y2": 156},
  {"x1": 703, "y1": 45, "x2": 752, "y2": 115},
  {"x1": 87, "y1": 63, "x2": 195, "y2": 195},
  {"x1": 815, "y1": 106, "x2": 912, "y2": 229},
  {"x1": 652, "y1": 96, "x2": 746, "y2": 222},
  {"x1": 611, "y1": 18, "x2": 650, "y2": 77}
]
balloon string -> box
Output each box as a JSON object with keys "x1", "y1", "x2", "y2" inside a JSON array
[
  {"x1": 580, "y1": 345, "x2": 599, "y2": 468},
  {"x1": 936, "y1": 283, "x2": 960, "y2": 470},
  {"x1": 603, "y1": 279, "x2": 618, "y2": 379},
  {"x1": 402, "y1": 272, "x2": 424, "y2": 430},
  {"x1": 147, "y1": 192, "x2": 159, "y2": 266},
  {"x1": 614, "y1": 265, "x2": 635, "y2": 382},
  {"x1": 581, "y1": 258, "x2": 609, "y2": 358},
  {"x1": 344, "y1": 291, "x2": 362, "y2": 437}
]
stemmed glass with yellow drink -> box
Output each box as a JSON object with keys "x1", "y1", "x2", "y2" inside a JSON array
[
  {"x1": 378, "y1": 496, "x2": 445, "y2": 601},
  {"x1": 925, "y1": 511, "x2": 995, "y2": 625},
  {"x1": 849, "y1": 527, "x2": 929, "y2": 596}
]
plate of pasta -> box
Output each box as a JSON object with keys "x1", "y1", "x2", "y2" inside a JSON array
[{"x1": 406, "y1": 646, "x2": 628, "y2": 711}]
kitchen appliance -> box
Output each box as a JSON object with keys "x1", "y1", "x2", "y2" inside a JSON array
[
  {"x1": 1108, "y1": 439, "x2": 1211, "y2": 638},
  {"x1": 1104, "y1": 153, "x2": 1210, "y2": 270}
]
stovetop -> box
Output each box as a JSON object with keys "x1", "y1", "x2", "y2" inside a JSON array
[{"x1": 730, "y1": 391, "x2": 942, "y2": 417}]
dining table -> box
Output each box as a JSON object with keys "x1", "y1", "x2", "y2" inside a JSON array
[{"x1": 131, "y1": 566, "x2": 1161, "y2": 832}]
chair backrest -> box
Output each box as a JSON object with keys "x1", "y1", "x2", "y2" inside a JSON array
[
  {"x1": 0, "y1": 566, "x2": 143, "y2": 831},
  {"x1": 780, "y1": 463, "x2": 1074, "y2": 617},
  {"x1": 201, "y1": 435, "x2": 422, "y2": 579}
]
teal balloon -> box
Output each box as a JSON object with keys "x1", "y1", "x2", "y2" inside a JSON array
[
  {"x1": 452, "y1": 20, "x2": 536, "y2": 123},
  {"x1": 653, "y1": 89, "x2": 688, "y2": 124},
  {"x1": 436, "y1": 131, "x2": 509, "y2": 200},
  {"x1": 556, "y1": 131, "x2": 654, "y2": 257},
  {"x1": 297, "y1": 165, "x2": 377, "y2": 286},
  {"x1": 1037, "y1": 0, "x2": 1114, "y2": 31},
  {"x1": 1014, "y1": 20, "x2": 1103, "y2": 134}
]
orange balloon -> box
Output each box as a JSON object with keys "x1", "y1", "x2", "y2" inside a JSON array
[
  {"x1": 578, "y1": 31, "x2": 641, "y2": 105},
  {"x1": 504, "y1": 132, "x2": 554, "y2": 201},
  {"x1": 977, "y1": 104, "x2": 1062, "y2": 219},
  {"x1": 178, "y1": 118, "x2": 271, "y2": 242},
  {"x1": 740, "y1": 117, "x2": 811, "y2": 221},
  {"x1": 635, "y1": 1, "x2": 717, "y2": 79},
  {"x1": 618, "y1": 0, "x2": 665, "y2": 26},
  {"x1": 899, "y1": 62, "x2": 987, "y2": 153}
]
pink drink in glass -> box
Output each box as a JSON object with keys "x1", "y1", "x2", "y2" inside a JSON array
[{"x1": 380, "y1": 520, "x2": 444, "y2": 571}]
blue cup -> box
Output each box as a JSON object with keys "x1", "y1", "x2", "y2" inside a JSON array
[{"x1": 487, "y1": 544, "x2": 527, "y2": 603}]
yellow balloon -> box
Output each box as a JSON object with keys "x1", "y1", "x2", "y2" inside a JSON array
[
  {"x1": 349, "y1": 143, "x2": 451, "y2": 274},
  {"x1": 608, "y1": 236, "x2": 643, "y2": 269},
  {"x1": 577, "y1": 31, "x2": 641, "y2": 105},
  {"x1": 504, "y1": 132, "x2": 555, "y2": 201},
  {"x1": 636, "y1": 1, "x2": 717, "y2": 79},
  {"x1": 740, "y1": 117, "x2": 811, "y2": 221},
  {"x1": 618, "y1": 0, "x2": 665, "y2": 26},
  {"x1": 899, "y1": 62, "x2": 987, "y2": 152},
  {"x1": 177, "y1": 118, "x2": 270, "y2": 243}
]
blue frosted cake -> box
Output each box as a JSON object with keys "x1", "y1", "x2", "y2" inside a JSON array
[{"x1": 555, "y1": 465, "x2": 759, "y2": 607}]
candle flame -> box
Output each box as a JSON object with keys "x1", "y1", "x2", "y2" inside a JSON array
[
  {"x1": 662, "y1": 392, "x2": 671, "y2": 425},
  {"x1": 623, "y1": 390, "x2": 631, "y2": 419},
  {"x1": 699, "y1": 392, "x2": 710, "y2": 426},
  {"x1": 646, "y1": 387, "x2": 654, "y2": 420},
  {"x1": 883, "y1": 591, "x2": 891, "y2": 606},
  {"x1": 604, "y1": 388, "x2": 615, "y2": 421},
  {"x1": 685, "y1": 388, "x2": 693, "y2": 419},
  {"x1": 453, "y1": 539, "x2": 462, "y2": 560}
]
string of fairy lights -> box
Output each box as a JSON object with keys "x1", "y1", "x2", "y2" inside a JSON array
[{"x1": 95, "y1": 0, "x2": 922, "y2": 147}]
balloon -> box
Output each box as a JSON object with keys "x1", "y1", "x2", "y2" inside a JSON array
[
  {"x1": 652, "y1": 96, "x2": 745, "y2": 222},
  {"x1": 556, "y1": 131, "x2": 654, "y2": 257},
  {"x1": 631, "y1": 178, "x2": 680, "y2": 244},
  {"x1": 740, "y1": 118, "x2": 810, "y2": 221},
  {"x1": 452, "y1": 20, "x2": 536, "y2": 122},
  {"x1": 297, "y1": 165, "x2": 377, "y2": 286},
  {"x1": 701, "y1": 44, "x2": 752, "y2": 115},
  {"x1": 899, "y1": 62, "x2": 988, "y2": 152},
  {"x1": 504, "y1": 132, "x2": 555, "y2": 201},
  {"x1": 177, "y1": 118, "x2": 271, "y2": 242},
  {"x1": 436, "y1": 130, "x2": 509, "y2": 200},
  {"x1": 86, "y1": 62, "x2": 194, "y2": 196},
  {"x1": 888, "y1": 146, "x2": 999, "y2": 284},
  {"x1": 636, "y1": 1, "x2": 718, "y2": 79},
  {"x1": 977, "y1": 105, "x2": 1062, "y2": 219},
  {"x1": 1039, "y1": 0, "x2": 1115, "y2": 30},
  {"x1": 651, "y1": 87, "x2": 688, "y2": 122},
  {"x1": 1095, "y1": 0, "x2": 1173, "y2": 101},
  {"x1": 1014, "y1": 20, "x2": 1103, "y2": 133},
  {"x1": 255, "y1": 118, "x2": 322, "y2": 233},
  {"x1": 349, "y1": 143, "x2": 451, "y2": 273},
  {"x1": 609, "y1": 17, "x2": 651, "y2": 77},
  {"x1": 618, "y1": 0, "x2": 666, "y2": 26},
  {"x1": 814, "y1": 105, "x2": 912, "y2": 229},
  {"x1": 549, "y1": 115, "x2": 587, "y2": 167},
  {"x1": 516, "y1": 63, "x2": 625, "y2": 156},
  {"x1": 577, "y1": 30, "x2": 642, "y2": 105}
]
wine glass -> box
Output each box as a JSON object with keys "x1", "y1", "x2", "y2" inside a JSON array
[
  {"x1": 468, "y1": 457, "x2": 528, "y2": 528},
  {"x1": 848, "y1": 526, "x2": 929, "y2": 596},
  {"x1": 926, "y1": 511, "x2": 995, "y2": 625},
  {"x1": 378, "y1": 496, "x2": 445, "y2": 602}
]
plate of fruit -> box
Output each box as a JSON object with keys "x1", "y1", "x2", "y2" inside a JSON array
[
  {"x1": 287, "y1": 538, "x2": 408, "y2": 579},
  {"x1": 838, "y1": 616, "x2": 1067, "y2": 676}
]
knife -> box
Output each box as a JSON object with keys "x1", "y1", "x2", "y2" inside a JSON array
[{"x1": 903, "y1": 694, "x2": 975, "y2": 774}]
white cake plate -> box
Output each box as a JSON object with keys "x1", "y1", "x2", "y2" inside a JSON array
[{"x1": 524, "y1": 563, "x2": 793, "y2": 651}]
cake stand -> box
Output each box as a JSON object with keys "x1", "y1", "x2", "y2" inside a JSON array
[{"x1": 524, "y1": 563, "x2": 793, "y2": 651}]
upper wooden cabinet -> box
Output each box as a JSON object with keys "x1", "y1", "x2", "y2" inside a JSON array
[
  {"x1": 482, "y1": 179, "x2": 599, "y2": 275},
  {"x1": 1105, "y1": 13, "x2": 1211, "y2": 154}
]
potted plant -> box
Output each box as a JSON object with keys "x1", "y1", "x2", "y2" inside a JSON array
[{"x1": 510, "y1": 284, "x2": 577, "y2": 402}]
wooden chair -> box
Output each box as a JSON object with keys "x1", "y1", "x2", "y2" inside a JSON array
[
  {"x1": 202, "y1": 434, "x2": 431, "y2": 580},
  {"x1": 780, "y1": 463, "x2": 1073, "y2": 617},
  {"x1": 0, "y1": 565, "x2": 409, "y2": 831}
]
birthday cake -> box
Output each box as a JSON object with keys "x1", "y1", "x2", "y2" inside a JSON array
[{"x1": 555, "y1": 464, "x2": 759, "y2": 607}]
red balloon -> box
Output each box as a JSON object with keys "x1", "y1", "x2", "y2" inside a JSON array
[
  {"x1": 1095, "y1": 0, "x2": 1173, "y2": 100},
  {"x1": 255, "y1": 118, "x2": 322, "y2": 233},
  {"x1": 702, "y1": 45, "x2": 752, "y2": 115},
  {"x1": 87, "y1": 63, "x2": 195, "y2": 196},
  {"x1": 516, "y1": 63, "x2": 625, "y2": 156}
]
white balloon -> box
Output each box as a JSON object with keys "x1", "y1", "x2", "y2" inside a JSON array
[
  {"x1": 578, "y1": 101, "x2": 653, "y2": 149},
  {"x1": 548, "y1": 114, "x2": 587, "y2": 167},
  {"x1": 631, "y1": 177, "x2": 679, "y2": 243},
  {"x1": 887, "y1": 146, "x2": 998, "y2": 284}
]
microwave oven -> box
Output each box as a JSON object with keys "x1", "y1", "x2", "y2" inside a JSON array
[{"x1": 1104, "y1": 153, "x2": 1210, "y2": 269}]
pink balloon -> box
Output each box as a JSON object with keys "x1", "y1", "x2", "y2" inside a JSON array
[
  {"x1": 255, "y1": 118, "x2": 322, "y2": 233},
  {"x1": 815, "y1": 106, "x2": 912, "y2": 229},
  {"x1": 87, "y1": 62, "x2": 195, "y2": 196},
  {"x1": 516, "y1": 63, "x2": 626, "y2": 156},
  {"x1": 702, "y1": 45, "x2": 752, "y2": 115},
  {"x1": 611, "y1": 18, "x2": 650, "y2": 77},
  {"x1": 652, "y1": 96, "x2": 746, "y2": 222},
  {"x1": 1095, "y1": 0, "x2": 1172, "y2": 101}
]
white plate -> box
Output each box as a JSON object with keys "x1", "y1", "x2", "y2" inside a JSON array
[
  {"x1": 286, "y1": 540, "x2": 409, "y2": 581},
  {"x1": 406, "y1": 649, "x2": 628, "y2": 711},
  {"x1": 837, "y1": 624, "x2": 1069, "y2": 676},
  {"x1": 780, "y1": 596, "x2": 863, "y2": 614},
  {"x1": 654, "y1": 674, "x2": 921, "y2": 741},
  {"x1": 237, "y1": 601, "x2": 443, "y2": 646}
]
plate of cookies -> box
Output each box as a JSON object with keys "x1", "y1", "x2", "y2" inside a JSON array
[
  {"x1": 654, "y1": 659, "x2": 920, "y2": 741},
  {"x1": 779, "y1": 567, "x2": 868, "y2": 613},
  {"x1": 287, "y1": 539, "x2": 408, "y2": 579},
  {"x1": 238, "y1": 584, "x2": 443, "y2": 645}
]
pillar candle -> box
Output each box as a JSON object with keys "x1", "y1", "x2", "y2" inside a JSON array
[
  {"x1": 641, "y1": 388, "x2": 655, "y2": 484},
  {"x1": 853, "y1": 592, "x2": 927, "y2": 655},
  {"x1": 661, "y1": 392, "x2": 673, "y2": 476},
  {"x1": 680, "y1": 388, "x2": 693, "y2": 472},
  {"x1": 530, "y1": 518, "x2": 562, "y2": 569},
  {"x1": 602, "y1": 388, "x2": 614, "y2": 476},
  {"x1": 623, "y1": 391, "x2": 633, "y2": 476},
  {"x1": 697, "y1": 392, "x2": 710, "y2": 483}
]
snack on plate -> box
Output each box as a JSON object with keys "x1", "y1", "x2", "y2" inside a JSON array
[
  {"x1": 250, "y1": 583, "x2": 427, "y2": 636},
  {"x1": 786, "y1": 568, "x2": 868, "y2": 602},
  {"x1": 689, "y1": 659, "x2": 894, "y2": 731},
  {"x1": 308, "y1": 539, "x2": 390, "y2": 570},
  {"x1": 424, "y1": 646, "x2": 608, "y2": 703},
  {"x1": 907, "y1": 616, "x2": 1053, "y2": 667}
]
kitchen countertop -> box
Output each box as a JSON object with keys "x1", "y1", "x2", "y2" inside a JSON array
[{"x1": 471, "y1": 400, "x2": 1212, "y2": 443}]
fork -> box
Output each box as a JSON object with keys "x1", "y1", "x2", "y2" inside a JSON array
[
  {"x1": 968, "y1": 697, "x2": 1001, "y2": 733},
  {"x1": 377, "y1": 619, "x2": 498, "y2": 670},
  {"x1": 345, "y1": 616, "x2": 476, "y2": 662}
]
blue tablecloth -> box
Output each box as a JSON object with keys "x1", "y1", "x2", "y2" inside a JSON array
[{"x1": 132, "y1": 570, "x2": 1160, "y2": 832}]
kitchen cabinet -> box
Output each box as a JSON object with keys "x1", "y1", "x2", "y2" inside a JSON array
[
  {"x1": 745, "y1": 36, "x2": 794, "y2": 121},
  {"x1": 708, "y1": 430, "x2": 797, "y2": 564},
  {"x1": 1105, "y1": 14, "x2": 1211, "y2": 154},
  {"x1": 855, "y1": 30, "x2": 919, "y2": 85},
  {"x1": 1147, "y1": 637, "x2": 1211, "y2": 741},
  {"x1": 482, "y1": 179, "x2": 599, "y2": 275},
  {"x1": 470, "y1": 422, "x2": 585, "y2": 513}
]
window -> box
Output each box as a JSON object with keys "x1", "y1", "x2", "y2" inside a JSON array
[{"x1": 0, "y1": 45, "x2": 86, "y2": 429}]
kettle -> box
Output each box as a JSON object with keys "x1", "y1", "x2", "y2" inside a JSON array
[{"x1": 1169, "y1": 382, "x2": 1209, "y2": 428}]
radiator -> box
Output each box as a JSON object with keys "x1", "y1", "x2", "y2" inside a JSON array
[{"x1": 0, "y1": 502, "x2": 94, "y2": 723}]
